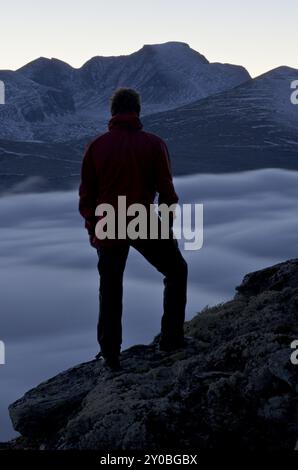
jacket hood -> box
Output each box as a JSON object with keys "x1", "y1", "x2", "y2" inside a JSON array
[{"x1": 108, "y1": 112, "x2": 143, "y2": 131}]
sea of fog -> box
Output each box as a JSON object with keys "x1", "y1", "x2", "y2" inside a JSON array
[{"x1": 0, "y1": 168, "x2": 298, "y2": 441}]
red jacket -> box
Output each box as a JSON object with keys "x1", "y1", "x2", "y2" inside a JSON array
[{"x1": 79, "y1": 112, "x2": 178, "y2": 244}]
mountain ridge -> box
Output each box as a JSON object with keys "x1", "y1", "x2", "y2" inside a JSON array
[
  {"x1": 0, "y1": 41, "x2": 250, "y2": 141},
  {"x1": 1, "y1": 43, "x2": 298, "y2": 191}
]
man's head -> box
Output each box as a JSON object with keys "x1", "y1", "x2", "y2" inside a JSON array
[{"x1": 110, "y1": 88, "x2": 141, "y2": 116}]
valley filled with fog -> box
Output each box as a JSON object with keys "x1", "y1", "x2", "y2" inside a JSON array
[{"x1": 0, "y1": 168, "x2": 297, "y2": 440}]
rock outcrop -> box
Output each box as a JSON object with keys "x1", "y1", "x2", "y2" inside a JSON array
[{"x1": 5, "y1": 259, "x2": 298, "y2": 450}]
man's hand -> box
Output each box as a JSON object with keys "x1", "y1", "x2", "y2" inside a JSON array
[{"x1": 89, "y1": 234, "x2": 98, "y2": 249}]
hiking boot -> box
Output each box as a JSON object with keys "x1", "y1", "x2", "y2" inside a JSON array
[{"x1": 95, "y1": 352, "x2": 121, "y2": 371}]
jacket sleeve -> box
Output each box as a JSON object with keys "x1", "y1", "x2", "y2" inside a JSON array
[
  {"x1": 155, "y1": 139, "x2": 179, "y2": 207},
  {"x1": 79, "y1": 144, "x2": 97, "y2": 236}
]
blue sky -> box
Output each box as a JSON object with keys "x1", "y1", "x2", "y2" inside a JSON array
[{"x1": 1, "y1": 0, "x2": 297, "y2": 78}]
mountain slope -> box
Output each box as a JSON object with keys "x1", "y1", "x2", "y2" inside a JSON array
[
  {"x1": 0, "y1": 138, "x2": 84, "y2": 193},
  {"x1": 144, "y1": 66, "x2": 298, "y2": 173},
  {"x1": 0, "y1": 69, "x2": 75, "y2": 141}
]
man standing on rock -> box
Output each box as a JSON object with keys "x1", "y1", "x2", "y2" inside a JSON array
[{"x1": 79, "y1": 88, "x2": 188, "y2": 370}]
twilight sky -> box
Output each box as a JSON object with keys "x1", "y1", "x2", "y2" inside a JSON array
[{"x1": 1, "y1": 0, "x2": 297, "y2": 77}]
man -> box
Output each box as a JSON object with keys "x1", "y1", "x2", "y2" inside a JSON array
[{"x1": 79, "y1": 88, "x2": 188, "y2": 370}]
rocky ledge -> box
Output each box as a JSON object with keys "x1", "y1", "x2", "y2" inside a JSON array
[{"x1": 3, "y1": 259, "x2": 298, "y2": 450}]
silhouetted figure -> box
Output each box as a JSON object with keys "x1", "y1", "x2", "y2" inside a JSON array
[{"x1": 79, "y1": 88, "x2": 188, "y2": 370}]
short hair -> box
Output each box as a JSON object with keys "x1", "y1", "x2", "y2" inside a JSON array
[{"x1": 110, "y1": 88, "x2": 141, "y2": 116}]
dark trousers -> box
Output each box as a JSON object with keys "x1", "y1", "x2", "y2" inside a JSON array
[{"x1": 97, "y1": 237, "x2": 188, "y2": 358}]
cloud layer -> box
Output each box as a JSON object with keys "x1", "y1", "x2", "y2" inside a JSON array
[{"x1": 0, "y1": 168, "x2": 297, "y2": 440}]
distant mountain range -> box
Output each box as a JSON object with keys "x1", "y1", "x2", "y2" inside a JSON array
[
  {"x1": 0, "y1": 41, "x2": 249, "y2": 142},
  {"x1": 0, "y1": 41, "x2": 297, "y2": 192}
]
